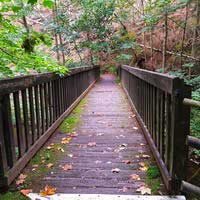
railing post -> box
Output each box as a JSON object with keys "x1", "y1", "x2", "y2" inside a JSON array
[{"x1": 170, "y1": 82, "x2": 191, "y2": 193}]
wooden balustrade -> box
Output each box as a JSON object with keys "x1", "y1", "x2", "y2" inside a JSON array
[
  {"x1": 0, "y1": 65, "x2": 100, "y2": 187},
  {"x1": 119, "y1": 65, "x2": 191, "y2": 193}
]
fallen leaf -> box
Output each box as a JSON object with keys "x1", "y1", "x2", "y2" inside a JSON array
[
  {"x1": 119, "y1": 186, "x2": 128, "y2": 192},
  {"x1": 139, "y1": 166, "x2": 148, "y2": 171},
  {"x1": 19, "y1": 174, "x2": 27, "y2": 180},
  {"x1": 61, "y1": 137, "x2": 72, "y2": 144},
  {"x1": 122, "y1": 160, "x2": 131, "y2": 164},
  {"x1": 61, "y1": 164, "x2": 73, "y2": 170},
  {"x1": 136, "y1": 186, "x2": 151, "y2": 195},
  {"x1": 95, "y1": 160, "x2": 102, "y2": 164},
  {"x1": 120, "y1": 143, "x2": 127, "y2": 147},
  {"x1": 97, "y1": 133, "x2": 104, "y2": 136},
  {"x1": 47, "y1": 143, "x2": 54, "y2": 150},
  {"x1": 87, "y1": 142, "x2": 96, "y2": 147},
  {"x1": 129, "y1": 114, "x2": 136, "y2": 118},
  {"x1": 40, "y1": 185, "x2": 56, "y2": 196},
  {"x1": 69, "y1": 133, "x2": 78, "y2": 137},
  {"x1": 16, "y1": 179, "x2": 25, "y2": 185},
  {"x1": 57, "y1": 147, "x2": 65, "y2": 152},
  {"x1": 20, "y1": 189, "x2": 32, "y2": 196},
  {"x1": 130, "y1": 174, "x2": 140, "y2": 180},
  {"x1": 112, "y1": 168, "x2": 120, "y2": 173},
  {"x1": 16, "y1": 174, "x2": 27, "y2": 185},
  {"x1": 139, "y1": 162, "x2": 145, "y2": 167},
  {"x1": 142, "y1": 154, "x2": 150, "y2": 159},
  {"x1": 47, "y1": 163, "x2": 54, "y2": 168}
]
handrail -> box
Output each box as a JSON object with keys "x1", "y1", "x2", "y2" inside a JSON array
[
  {"x1": 121, "y1": 65, "x2": 179, "y2": 94},
  {"x1": 119, "y1": 65, "x2": 191, "y2": 193},
  {"x1": 0, "y1": 65, "x2": 100, "y2": 187},
  {"x1": 0, "y1": 66, "x2": 98, "y2": 95},
  {"x1": 183, "y1": 98, "x2": 200, "y2": 108}
]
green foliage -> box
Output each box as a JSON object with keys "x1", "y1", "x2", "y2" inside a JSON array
[
  {"x1": 147, "y1": 166, "x2": 160, "y2": 179},
  {"x1": 116, "y1": 54, "x2": 132, "y2": 61},
  {"x1": 0, "y1": 0, "x2": 67, "y2": 78},
  {"x1": 0, "y1": 192, "x2": 29, "y2": 200}
]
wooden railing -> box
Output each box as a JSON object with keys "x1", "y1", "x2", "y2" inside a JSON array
[
  {"x1": 181, "y1": 99, "x2": 200, "y2": 196},
  {"x1": 119, "y1": 65, "x2": 191, "y2": 193},
  {"x1": 0, "y1": 65, "x2": 100, "y2": 187}
]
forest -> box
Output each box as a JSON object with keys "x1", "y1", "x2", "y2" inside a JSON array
[
  {"x1": 1, "y1": 0, "x2": 199, "y2": 152},
  {"x1": 0, "y1": 0, "x2": 200, "y2": 199}
]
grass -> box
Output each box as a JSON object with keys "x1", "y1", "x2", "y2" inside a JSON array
[
  {"x1": 59, "y1": 99, "x2": 87, "y2": 133},
  {"x1": 145, "y1": 161, "x2": 161, "y2": 194},
  {"x1": 0, "y1": 191, "x2": 29, "y2": 200}
]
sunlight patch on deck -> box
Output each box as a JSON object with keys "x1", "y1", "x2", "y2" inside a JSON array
[{"x1": 27, "y1": 193, "x2": 186, "y2": 200}]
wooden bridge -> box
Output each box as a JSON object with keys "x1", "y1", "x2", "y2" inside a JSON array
[{"x1": 0, "y1": 65, "x2": 200, "y2": 199}]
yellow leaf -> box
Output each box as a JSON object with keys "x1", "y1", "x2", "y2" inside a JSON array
[
  {"x1": 40, "y1": 185, "x2": 56, "y2": 196},
  {"x1": 47, "y1": 163, "x2": 54, "y2": 168},
  {"x1": 130, "y1": 174, "x2": 140, "y2": 180},
  {"x1": 61, "y1": 137, "x2": 72, "y2": 144},
  {"x1": 57, "y1": 147, "x2": 65, "y2": 152},
  {"x1": 139, "y1": 166, "x2": 148, "y2": 171}
]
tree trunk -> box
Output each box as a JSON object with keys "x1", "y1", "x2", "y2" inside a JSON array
[
  {"x1": 180, "y1": 3, "x2": 189, "y2": 68},
  {"x1": 162, "y1": 11, "x2": 168, "y2": 73},
  {"x1": 141, "y1": 0, "x2": 147, "y2": 62},
  {"x1": 190, "y1": 0, "x2": 200, "y2": 79}
]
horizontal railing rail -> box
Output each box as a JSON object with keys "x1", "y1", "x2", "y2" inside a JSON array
[
  {"x1": 181, "y1": 100, "x2": 200, "y2": 196},
  {"x1": 0, "y1": 65, "x2": 100, "y2": 187},
  {"x1": 119, "y1": 65, "x2": 191, "y2": 193}
]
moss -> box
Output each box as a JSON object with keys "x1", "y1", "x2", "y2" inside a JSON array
[
  {"x1": 59, "y1": 98, "x2": 87, "y2": 133},
  {"x1": 0, "y1": 191, "x2": 29, "y2": 200},
  {"x1": 24, "y1": 142, "x2": 68, "y2": 187},
  {"x1": 115, "y1": 77, "x2": 121, "y2": 84},
  {"x1": 145, "y1": 164, "x2": 161, "y2": 194}
]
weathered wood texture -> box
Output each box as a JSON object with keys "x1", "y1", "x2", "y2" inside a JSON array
[
  {"x1": 119, "y1": 65, "x2": 191, "y2": 193},
  {"x1": 22, "y1": 74, "x2": 161, "y2": 195},
  {"x1": 0, "y1": 66, "x2": 100, "y2": 187}
]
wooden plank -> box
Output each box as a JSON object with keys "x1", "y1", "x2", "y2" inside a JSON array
[
  {"x1": 48, "y1": 82, "x2": 53, "y2": 126},
  {"x1": 44, "y1": 83, "x2": 49, "y2": 130},
  {"x1": 165, "y1": 94, "x2": 171, "y2": 169},
  {"x1": 1, "y1": 94, "x2": 16, "y2": 167},
  {"x1": 39, "y1": 84, "x2": 45, "y2": 134},
  {"x1": 22, "y1": 90, "x2": 31, "y2": 150},
  {"x1": 156, "y1": 89, "x2": 160, "y2": 150},
  {"x1": 13, "y1": 91, "x2": 26, "y2": 156},
  {"x1": 159, "y1": 91, "x2": 165, "y2": 160},
  {"x1": 121, "y1": 65, "x2": 179, "y2": 94},
  {"x1": 28, "y1": 87, "x2": 36, "y2": 144},
  {"x1": 0, "y1": 99, "x2": 8, "y2": 174},
  {"x1": 34, "y1": 86, "x2": 41, "y2": 139},
  {"x1": 187, "y1": 136, "x2": 200, "y2": 149}
]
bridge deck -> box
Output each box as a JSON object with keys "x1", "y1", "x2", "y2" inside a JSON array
[{"x1": 21, "y1": 74, "x2": 164, "y2": 195}]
